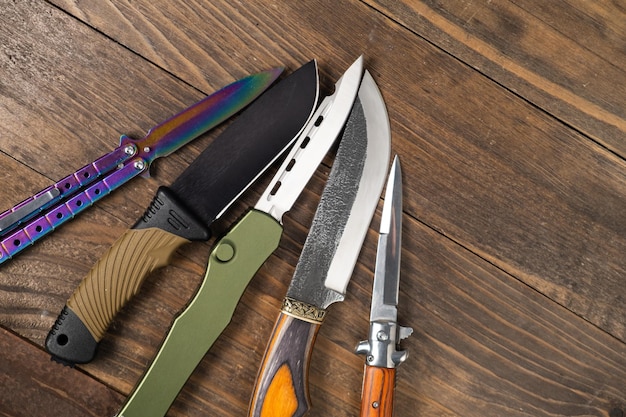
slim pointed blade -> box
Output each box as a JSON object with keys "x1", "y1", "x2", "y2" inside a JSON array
[
  {"x1": 370, "y1": 156, "x2": 402, "y2": 322},
  {"x1": 169, "y1": 61, "x2": 319, "y2": 225},
  {"x1": 286, "y1": 70, "x2": 391, "y2": 310}
]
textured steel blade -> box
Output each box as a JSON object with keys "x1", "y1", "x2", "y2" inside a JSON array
[
  {"x1": 370, "y1": 156, "x2": 402, "y2": 322},
  {"x1": 286, "y1": 70, "x2": 391, "y2": 310},
  {"x1": 254, "y1": 56, "x2": 364, "y2": 222},
  {"x1": 169, "y1": 61, "x2": 319, "y2": 225}
]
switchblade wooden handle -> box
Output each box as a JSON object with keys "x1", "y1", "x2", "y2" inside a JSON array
[
  {"x1": 360, "y1": 366, "x2": 396, "y2": 417},
  {"x1": 248, "y1": 305, "x2": 324, "y2": 417}
]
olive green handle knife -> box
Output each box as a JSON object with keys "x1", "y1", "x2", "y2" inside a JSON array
[{"x1": 115, "y1": 56, "x2": 364, "y2": 417}]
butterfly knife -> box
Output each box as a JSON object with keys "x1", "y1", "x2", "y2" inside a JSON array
[
  {"x1": 356, "y1": 156, "x2": 413, "y2": 417},
  {"x1": 45, "y1": 60, "x2": 319, "y2": 365},
  {"x1": 248, "y1": 70, "x2": 391, "y2": 417},
  {"x1": 115, "y1": 56, "x2": 364, "y2": 417},
  {"x1": 0, "y1": 68, "x2": 283, "y2": 263}
]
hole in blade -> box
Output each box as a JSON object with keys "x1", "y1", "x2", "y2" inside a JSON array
[
  {"x1": 270, "y1": 181, "x2": 282, "y2": 196},
  {"x1": 286, "y1": 158, "x2": 296, "y2": 172},
  {"x1": 314, "y1": 115, "x2": 323, "y2": 126},
  {"x1": 300, "y1": 136, "x2": 310, "y2": 149}
]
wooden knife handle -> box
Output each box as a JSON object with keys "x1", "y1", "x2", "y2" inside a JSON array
[
  {"x1": 248, "y1": 305, "x2": 325, "y2": 417},
  {"x1": 360, "y1": 366, "x2": 396, "y2": 417}
]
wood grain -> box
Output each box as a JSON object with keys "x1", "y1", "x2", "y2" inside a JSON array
[
  {"x1": 47, "y1": 0, "x2": 626, "y2": 344},
  {"x1": 359, "y1": 366, "x2": 396, "y2": 417},
  {"x1": 248, "y1": 312, "x2": 321, "y2": 417},
  {"x1": 0, "y1": 0, "x2": 624, "y2": 416},
  {"x1": 0, "y1": 327, "x2": 123, "y2": 416},
  {"x1": 366, "y1": 0, "x2": 626, "y2": 155}
]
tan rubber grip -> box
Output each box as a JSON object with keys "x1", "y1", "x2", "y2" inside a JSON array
[{"x1": 67, "y1": 227, "x2": 189, "y2": 340}]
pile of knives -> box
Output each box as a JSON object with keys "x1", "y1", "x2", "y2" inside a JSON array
[{"x1": 1, "y1": 56, "x2": 413, "y2": 417}]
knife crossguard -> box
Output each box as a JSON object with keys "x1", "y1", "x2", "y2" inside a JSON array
[
  {"x1": 355, "y1": 321, "x2": 413, "y2": 369},
  {"x1": 281, "y1": 297, "x2": 326, "y2": 323}
]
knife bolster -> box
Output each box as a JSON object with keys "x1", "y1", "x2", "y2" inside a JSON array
[
  {"x1": 281, "y1": 297, "x2": 326, "y2": 324},
  {"x1": 133, "y1": 186, "x2": 210, "y2": 241}
]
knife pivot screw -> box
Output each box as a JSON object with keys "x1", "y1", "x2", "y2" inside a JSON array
[
  {"x1": 134, "y1": 160, "x2": 146, "y2": 171},
  {"x1": 215, "y1": 242, "x2": 235, "y2": 262},
  {"x1": 377, "y1": 330, "x2": 389, "y2": 341},
  {"x1": 124, "y1": 145, "x2": 136, "y2": 156},
  {"x1": 367, "y1": 355, "x2": 374, "y2": 363}
]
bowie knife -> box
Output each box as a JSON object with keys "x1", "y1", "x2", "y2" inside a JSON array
[
  {"x1": 248, "y1": 70, "x2": 391, "y2": 417},
  {"x1": 45, "y1": 61, "x2": 319, "y2": 365},
  {"x1": 115, "y1": 56, "x2": 365, "y2": 417},
  {"x1": 0, "y1": 68, "x2": 283, "y2": 263},
  {"x1": 356, "y1": 156, "x2": 412, "y2": 417}
]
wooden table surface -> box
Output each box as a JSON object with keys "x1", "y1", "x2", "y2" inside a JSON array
[{"x1": 1, "y1": 1, "x2": 625, "y2": 416}]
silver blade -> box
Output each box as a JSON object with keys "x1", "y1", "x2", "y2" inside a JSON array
[
  {"x1": 370, "y1": 155, "x2": 402, "y2": 322},
  {"x1": 254, "y1": 56, "x2": 364, "y2": 221},
  {"x1": 286, "y1": 70, "x2": 391, "y2": 310}
]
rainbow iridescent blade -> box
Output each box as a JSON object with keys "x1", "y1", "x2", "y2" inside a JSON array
[
  {"x1": 0, "y1": 68, "x2": 281, "y2": 245},
  {"x1": 125, "y1": 67, "x2": 284, "y2": 166}
]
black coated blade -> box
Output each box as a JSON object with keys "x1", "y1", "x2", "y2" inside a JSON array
[{"x1": 170, "y1": 61, "x2": 319, "y2": 225}]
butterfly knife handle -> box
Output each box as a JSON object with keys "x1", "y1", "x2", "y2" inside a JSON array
[
  {"x1": 0, "y1": 154, "x2": 147, "y2": 265},
  {"x1": 45, "y1": 186, "x2": 210, "y2": 365},
  {"x1": 0, "y1": 144, "x2": 136, "y2": 237}
]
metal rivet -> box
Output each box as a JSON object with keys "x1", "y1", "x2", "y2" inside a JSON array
[
  {"x1": 377, "y1": 330, "x2": 389, "y2": 341},
  {"x1": 124, "y1": 145, "x2": 136, "y2": 155},
  {"x1": 372, "y1": 401, "x2": 379, "y2": 409},
  {"x1": 143, "y1": 146, "x2": 151, "y2": 153},
  {"x1": 134, "y1": 160, "x2": 146, "y2": 170}
]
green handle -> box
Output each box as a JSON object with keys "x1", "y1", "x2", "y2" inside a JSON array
[{"x1": 116, "y1": 209, "x2": 282, "y2": 417}]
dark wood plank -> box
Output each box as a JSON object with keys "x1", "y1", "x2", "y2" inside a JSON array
[
  {"x1": 0, "y1": 1, "x2": 624, "y2": 416},
  {"x1": 365, "y1": 0, "x2": 626, "y2": 156},
  {"x1": 0, "y1": 326, "x2": 123, "y2": 416}
]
